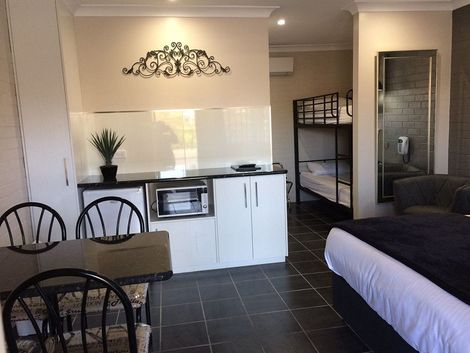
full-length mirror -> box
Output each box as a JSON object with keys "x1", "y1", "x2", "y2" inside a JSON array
[{"x1": 377, "y1": 50, "x2": 436, "y2": 203}]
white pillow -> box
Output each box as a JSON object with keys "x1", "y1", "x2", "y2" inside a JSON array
[{"x1": 306, "y1": 160, "x2": 349, "y2": 176}]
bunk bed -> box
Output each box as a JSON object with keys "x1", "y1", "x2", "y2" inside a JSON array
[{"x1": 293, "y1": 90, "x2": 353, "y2": 211}]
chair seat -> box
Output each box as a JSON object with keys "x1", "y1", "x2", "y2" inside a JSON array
[
  {"x1": 9, "y1": 297, "x2": 48, "y2": 322},
  {"x1": 58, "y1": 283, "x2": 148, "y2": 315},
  {"x1": 17, "y1": 323, "x2": 151, "y2": 353}
]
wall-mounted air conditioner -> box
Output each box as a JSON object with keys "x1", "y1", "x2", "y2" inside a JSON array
[{"x1": 269, "y1": 57, "x2": 294, "y2": 76}]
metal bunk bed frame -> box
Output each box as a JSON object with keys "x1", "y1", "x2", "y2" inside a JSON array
[{"x1": 293, "y1": 90, "x2": 353, "y2": 213}]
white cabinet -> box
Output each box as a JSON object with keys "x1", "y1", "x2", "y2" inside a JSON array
[
  {"x1": 214, "y1": 177, "x2": 253, "y2": 263},
  {"x1": 151, "y1": 218, "x2": 217, "y2": 273},
  {"x1": 214, "y1": 174, "x2": 287, "y2": 265},
  {"x1": 251, "y1": 175, "x2": 288, "y2": 259},
  {"x1": 7, "y1": 0, "x2": 79, "y2": 239}
]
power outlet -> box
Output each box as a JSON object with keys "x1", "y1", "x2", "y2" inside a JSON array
[{"x1": 114, "y1": 149, "x2": 127, "y2": 159}]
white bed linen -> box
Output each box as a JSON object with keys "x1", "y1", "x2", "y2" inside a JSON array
[
  {"x1": 325, "y1": 228, "x2": 470, "y2": 353},
  {"x1": 300, "y1": 172, "x2": 350, "y2": 207}
]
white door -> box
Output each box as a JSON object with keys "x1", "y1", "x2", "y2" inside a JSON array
[
  {"x1": 153, "y1": 218, "x2": 217, "y2": 273},
  {"x1": 251, "y1": 174, "x2": 287, "y2": 260},
  {"x1": 8, "y1": 0, "x2": 79, "y2": 239},
  {"x1": 214, "y1": 177, "x2": 253, "y2": 263}
]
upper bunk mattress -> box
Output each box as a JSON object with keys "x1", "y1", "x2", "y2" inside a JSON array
[
  {"x1": 300, "y1": 172, "x2": 350, "y2": 207},
  {"x1": 325, "y1": 214, "x2": 470, "y2": 353},
  {"x1": 297, "y1": 106, "x2": 352, "y2": 124}
]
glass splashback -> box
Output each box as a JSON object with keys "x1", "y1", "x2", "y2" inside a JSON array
[
  {"x1": 377, "y1": 50, "x2": 436, "y2": 203},
  {"x1": 71, "y1": 106, "x2": 272, "y2": 178}
]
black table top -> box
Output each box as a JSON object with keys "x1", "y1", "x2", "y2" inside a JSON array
[
  {"x1": 77, "y1": 165, "x2": 287, "y2": 187},
  {"x1": 0, "y1": 231, "x2": 172, "y2": 296}
]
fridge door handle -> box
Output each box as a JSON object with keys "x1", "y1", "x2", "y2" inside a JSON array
[{"x1": 255, "y1": 182, "x2": 259, "y2": 207}]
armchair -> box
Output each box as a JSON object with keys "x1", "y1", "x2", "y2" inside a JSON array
[{"x1": 393, "y1": 174, "x2": 470, "y2": 215}]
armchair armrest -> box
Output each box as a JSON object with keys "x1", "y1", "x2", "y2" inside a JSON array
[{"x1": 451, "y1": 184, "x2": 470, "y2": 214}]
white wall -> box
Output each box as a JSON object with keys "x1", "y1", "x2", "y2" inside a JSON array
[
  {"x1": 353, "y1": 11, "x2": 452, "y2": 218},
  {"x1": 270, "y1": 50, "x2": 353, "y2": 201},
  {"x1": 74, "y1": 16, "x2": 270, "y2": 112}
]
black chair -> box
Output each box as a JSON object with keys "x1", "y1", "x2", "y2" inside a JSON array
[
  {"x1": 74, "y1": 196, "x2": 151, "y2": 325},
  {"x1": 2, "y1": 268, "x2": 151, "y2": 353},
  {"x1": 76, "y1": 196, "x2": 145, "y2": 240},
  {"x1": 0, "y1": 202, "x2": 66, "y2": 246}
]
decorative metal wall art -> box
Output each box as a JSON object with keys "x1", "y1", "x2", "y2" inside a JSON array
[{"x1": 122, "y1": 42, "x2": 231, "y2": 78}]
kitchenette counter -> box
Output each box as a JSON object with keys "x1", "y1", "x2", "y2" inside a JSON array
[{"x1": 77, "y1": 165, "x2": 287, "y2": 188}]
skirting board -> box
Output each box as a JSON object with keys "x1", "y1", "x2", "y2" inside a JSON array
[{"x1": 173, "y1": 257, "x2": 286, "y2": 274}]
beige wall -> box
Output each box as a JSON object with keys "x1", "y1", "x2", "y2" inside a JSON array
[
  {"x1": 0, "y1": 0, "x2": 29, "y2": 217},
  {"x1": 75, "y1": 16, "x2": 270, "y2": 112},
  {"x1": 270, "y1": 50, "x2": 353, "y2": 201},
  {"x1": 353, "y1": 11, "x2": 452, "y2": 218}
]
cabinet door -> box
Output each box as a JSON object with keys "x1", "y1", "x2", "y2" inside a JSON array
[
  {"x1": 8, "y1": 0, "x2": 79, "y2": 239},
  {"x1": 251, "y1": 174, "x2": 287, "y2": 260},
  {"x1": 153, "y1": 218, "x2": 217, "y2": 273},
  {"x1": 214, "y1": 177, "x2": 253, "y2": 263}
]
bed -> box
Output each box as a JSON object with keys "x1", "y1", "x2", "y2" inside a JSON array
[
  {"x1": 294, "y1": 91, "x2": 353, "y2": 126},
  {"x1": 293, "y1": 91, "x2": 353, "y2": 210},
  {"x1": 298, "y1": 160, "x2": 351, "y2": 208},
  {"x1": 300, "y1": 171, "x2": 350, "y2": 207},
  {"x1": 325, "y1": 214, "x2": 470, "y2": 353}
]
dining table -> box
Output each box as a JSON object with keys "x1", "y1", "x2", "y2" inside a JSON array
[{"x1": 0, "y1": 231, "x2": 173, "y2": 298}]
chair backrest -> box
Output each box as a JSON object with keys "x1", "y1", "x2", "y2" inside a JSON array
[
  {"x1": 76, "y1": 196, "x2": 145, "y2": 240},
  {"x1": 2, "y1": 268, "x2": 138, "y2": 353},
  {"x1": 0, "y1": 202, "x2": 66, "y2": 245}
]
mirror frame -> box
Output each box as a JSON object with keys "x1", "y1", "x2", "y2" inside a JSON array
[{"x1": 376, "y1": 50, "x2": 437, "y2": 203}]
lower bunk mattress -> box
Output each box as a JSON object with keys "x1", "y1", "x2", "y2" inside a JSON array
[
  {"x1": 325, "y1": 216, "x2": 470, "y2": 353},
  {"x1": 300, "y1": 172, "x2": 350, "y2": 207}
]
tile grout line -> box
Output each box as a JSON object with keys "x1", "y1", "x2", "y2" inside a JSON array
[
  {"x1": 288, "y1": 213, "x2": 352, "y2": 323},
  {"x1": 227, "y1": 271, "x2": 255, "y2": 326},
  {"x1": 159, "y1": 282, "x2": 163, "y2": 353},
  {"x1": 195, "y1": 281, "x2": 214, "y2": 353},
  {"x1": 260, "y1": 265, "x2": 322, "y2": 353}
]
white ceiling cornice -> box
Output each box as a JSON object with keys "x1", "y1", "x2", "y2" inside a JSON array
[
  {"x1": 344, "y1": 0, "x2": 470, "y2": 15},
  {"x1": 453, "y1": 0, "x2": 470, "y2": 9},
  {"x1": 269, "y1": 43, "x2": 353, "y2": 53},
  {"x1": 61, "y1": 0, "x2": 81, "y2": 13},
  {"x1": 73, "y1": 4, "x2": 278, "y2": 17}
]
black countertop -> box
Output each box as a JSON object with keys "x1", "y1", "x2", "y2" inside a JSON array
[{"x1": 78, "y1": 165, "x2": 287, "y2": 188}]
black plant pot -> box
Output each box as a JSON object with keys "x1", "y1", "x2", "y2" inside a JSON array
[{"x1": 100, "y1": 165, "x2": 118, "y2": 181}]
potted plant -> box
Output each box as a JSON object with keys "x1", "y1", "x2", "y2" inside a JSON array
[{"x1": 89, "y1": 128, "x2": 126, "y2": 181}]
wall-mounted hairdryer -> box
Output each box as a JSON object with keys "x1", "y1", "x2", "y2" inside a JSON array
[
  {"x1": 397, "y1": 136, "x2": 409, "y2": 155},
  {"x1": 397, "y1": 136, "x2": 410, "y2": 163}
]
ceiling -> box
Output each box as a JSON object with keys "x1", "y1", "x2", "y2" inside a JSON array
[
  {"x1": 77, "y1": 0, "x2": 355, "y2": 48},
  {"x1": 75, "y1": 0, "x2": 470, "y2": 48}
]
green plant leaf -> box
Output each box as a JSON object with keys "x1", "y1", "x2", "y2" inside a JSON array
[{"x1": 89, "y1": 128, "x2": 126, "y2": 166}]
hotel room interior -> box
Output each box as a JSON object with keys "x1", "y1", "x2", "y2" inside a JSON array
[{"x1": 0, "y1": 0, "x2": 469, "y2": 352}]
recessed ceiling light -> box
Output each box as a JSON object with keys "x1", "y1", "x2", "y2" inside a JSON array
[{"x1": 277, "y1": 18, "x2": 286, "y2": 26}]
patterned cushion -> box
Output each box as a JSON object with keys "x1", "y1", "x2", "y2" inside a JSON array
[
  {"x1": 17, "y1": 324, "x2": 151, "y2": 353},
  {"x1": 8, "y1": 297, "x2": 48, "y2": 322},
  {"x1": 58, "y1": 283, "x2": 148, "y2": 315}
]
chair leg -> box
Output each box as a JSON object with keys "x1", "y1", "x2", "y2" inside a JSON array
[
  {"x1": 66, "y1": 315, "x2": 73, "y2": 331},
  {"x1": 145, "y1": 291, "x2": 152, "y2": 326}
]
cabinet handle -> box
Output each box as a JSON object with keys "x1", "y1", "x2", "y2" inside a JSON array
[
  {"x1": 63, "y1": 158, "x2": 69, "y2": 186},
  {"x1": 244, "y1": 183, "x2": 247, "y2": 208},
  {"x1": 255, "y1": 182, "x2": 259, "y2": 207}
]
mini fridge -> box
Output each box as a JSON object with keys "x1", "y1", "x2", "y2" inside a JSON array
[{"x1": 82, "y1": 187, "x2": 146, "y2": 237}]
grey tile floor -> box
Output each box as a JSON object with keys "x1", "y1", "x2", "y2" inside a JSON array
[{"x1": 130, "y1": 202, "x2": 372, "y2": 352}]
